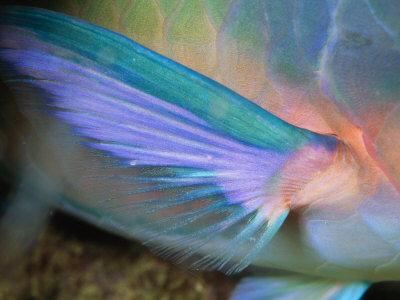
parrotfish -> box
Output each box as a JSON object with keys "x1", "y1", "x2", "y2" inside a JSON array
[{"x1": 0, "y1": 1, "x2": 399, "y2": 299}]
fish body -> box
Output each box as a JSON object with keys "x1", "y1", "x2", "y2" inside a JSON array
[{"x1": 0, "y1": 1, "x2": 400, "y2": 299}]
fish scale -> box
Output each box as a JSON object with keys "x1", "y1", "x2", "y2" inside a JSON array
[{"x1": 51, "y1": 0, "x2": 328, "y2": 133}]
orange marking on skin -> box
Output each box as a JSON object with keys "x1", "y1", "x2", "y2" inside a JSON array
[
  {"x1": 363, "y1": 133, "x2": 400, "y2": 193},
  {"x1": 278, "y1": 142, "x2": 339, "y2": 210},
  {"x1": 289, "y1": 142, "x2": 366, "y2": 214}
]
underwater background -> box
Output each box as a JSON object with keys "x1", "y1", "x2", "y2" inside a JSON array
[{"x1": 0, "y1": 0, "x2": 400, "y2": 299}]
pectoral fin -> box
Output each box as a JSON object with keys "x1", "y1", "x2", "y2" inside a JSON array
[{"x1": 0, "y1": 6, "x2": 338, "y2": 274}]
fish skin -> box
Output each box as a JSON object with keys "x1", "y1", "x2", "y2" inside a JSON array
[
  {"x1": 39, "y1": 0, "x2": 400, "y2": 280},
  {"x1": 1, "y1": 1, "x2": 400, "y2": 298},
  {"x1": 47, "y1": 0, "x2": 337, "y2": 134},
  {"x1": 48, "y1": 0, "x2": 400, "y2": 177}
]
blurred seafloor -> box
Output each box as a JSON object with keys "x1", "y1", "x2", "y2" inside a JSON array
[{"x1": 0, "y1": 211, "x2": 239, "y2": 300}]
